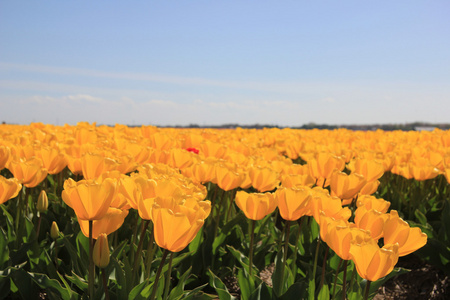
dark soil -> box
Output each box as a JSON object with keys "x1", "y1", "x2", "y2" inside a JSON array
[
  {"x1": 373, "y1": 254, "x2": 449, "y2": 299},
  {"x1": 222, "y1": 255, "x2": 449, "y2": 299}
]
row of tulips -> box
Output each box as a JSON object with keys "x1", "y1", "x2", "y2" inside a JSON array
[{"x1": 1, "y1": 123, "x2": 449, "y2": 299}]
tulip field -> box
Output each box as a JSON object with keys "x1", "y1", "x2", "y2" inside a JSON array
[{"x1": 1, "y1": 122, "x2": 450, "y2": 299}]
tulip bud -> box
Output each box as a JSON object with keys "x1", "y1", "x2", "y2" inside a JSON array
[
  {"x1": 50, "y1": 221, "x2": 59, "y2": 239},
  {"x1": 93, "y1": 233, "x2": 110, "y2": 268},
  {"x1": 37, "y1": 190, "x2": 48, "y2": 213}
]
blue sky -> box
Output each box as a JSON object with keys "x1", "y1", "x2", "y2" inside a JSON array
[{"x1": 1, "y1": 1, "x2": 449, "y2": 126}]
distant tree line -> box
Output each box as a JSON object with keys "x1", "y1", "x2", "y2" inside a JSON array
[{"x1": 169, "y1": 122, "x2": 450, "y2": 131}]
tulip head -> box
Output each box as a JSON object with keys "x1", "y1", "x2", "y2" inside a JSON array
[
  {"x1": 50, "y1": 221, "x2": 60, "y2": 239},
  {"x1": 93, "y1": 233, "x2": 110, "y2": 268},
  {"x1": 0, "y1": 175, "x2": 22, "y2": 205},
  {"x1": 349, "y1": 239, "x2": 399, "y2": 282},
  {"x1": 275, "y1": 186, "x2": 311, "y2": 221},
  {"x1": 37, "y1": 190, "x2": 48, "y2": 213},
  {"x1": 235, "y1": 191, "x2": 277, "y2": 221},
  {"x1": 383, "y1": 210, "x2": 427, "y2": 256}
]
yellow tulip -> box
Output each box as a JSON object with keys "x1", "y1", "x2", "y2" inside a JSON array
[
  {"x1": 275, "y1": 186, "x2": 311, "y2": 221},
  {"x1": 62, "y1": 178, "x2": 116, "y2": 220},
  {"x1": 8, "y1": 157, "x2": 48, "y2": 188},
  {"x1": 235, "y1": 191, "x2": 277, "y2": 220},
  {"x1": 80, "y1": 152, "x2": 118, "y2": 180},
  {"x1": 383, "y1": 210, "x2": 427, "y2": 256},
  {"x1": 354, "y1": 206, "x2": 389, "y2": 240},
  {"x1": 248, "y1": 166, "x2": 280, "y2": 192},
  {"x1": 329, "y1": 171, "x2": 366, "y2": 203},
  {"x1": 0, "y1": 146, "x2": 11, "y2": 170},
  {"x1": 151, "y1": 197, "x2": 208, "y2": 252},
  {"x1": 38, "y1": 146, "x2": 67, "y2": 175},
  {"x1": 320, "y1": 215, "x2": 371, "y2": 260},
  {"x1": 117, "y1": 174, "x2": 142, "y2": 210},
  {"x1": 356, "y1": 195, "x2": 390, "y2": 213},
  {"x1": 93, "y1": 233, "x2": 110, "y2": 268},
  {"x1": 349, "y1": 158, "x2": 385, "y2": 182},
  {"x1": 280, "y1": 174, "x2": 315, "y2": 188},
  {"x1": 309, "y1": 187, "x2": 351, "y2": 223},
  {"x1": 359, "y1": 180, "x2": 380, "y2": 195},
  {"x1": 349, "y1": 239, "x2": 399, "y2": 282},
  {"x1": 190, "y1": 158, "x2": 217, "y2": 184},
  {"x1": 308, "y1": 152, "x2": 345, "y2": 187},
  {"x1": 0, "y1": 175, "x2": 22, "y2": 204},
  {"x1": 79, "y1": 208, "x2": 129, "y2": 239},
  {"x1": 215, "y1": 163, "x2": 244, "y2": 191}
]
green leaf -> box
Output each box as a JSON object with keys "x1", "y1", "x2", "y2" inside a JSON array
[
  {"x1": 207, "y1": 269, "x2": 236, "y2": 300},
  {"x1": 182, "y1": 283, "x2": 216, "y2": 300},
  {"x1": 278, "y1": 281, "x2": 308, "y2": 300},
  {"x1": 168, "y1": 267, "x2": 192, "y2": 300},
  {"x1": 307, "y1": 279, "x2": 315, "y2": 300},
  {"x1": 128, "y1": 280, "x2": 152, "y2": 300},
  {"x1": 362, "y1": 267, "x2": 410, "y2": 298},
  {"x1": 189, "y1": 227, "x2": 203, "y2": 254},
  {"x1": 27, "y1": 271, "x2": 73, "y2": 300},
  {"x1": 0, "y1": 228, "x2": 8, "y2": 268},
  {"x1": 237, "y1": 268, "x2": 252, "y2": 300},
  {"x1": 0, "y1": 205, "x2": 16, "y2": 243},
  {"x1": 442, "y1": 200, "x2": 450, "y2": 241},
  {"x1": 111, "y1": 257, "x2": 128, "y2": 299},
  {"x1": 249, "y1": 282, "x2": 272, "y2": 300},
  {"x1": 317, "y1": 283, "x2": 330, "y2": 300},
  {"x1": 61, "y1": 234, "x2": 87, "y2": 275},
  {"x1": 414, "y1": 209, "x2": 427, "y2": 226},
  {"x1": 65, "y1": 270, "x2": 88, "y2": 293},
  {"x1": 226, "y1": 245, "x2": 258, "y2": 277}
]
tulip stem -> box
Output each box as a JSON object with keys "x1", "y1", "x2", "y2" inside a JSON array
[
  {"x1": 312, "y1": 238, "x2": 321, "y2": 280},
  {"x1": 133, "y1": 219, "x2": 150, "y2": 280},
  {"x1": 278, "y1": 220, "x2": 291, "y2": 295},
  {"x1": 163, "y1": 252, "x2": 174, "y2": 300},
  {"x1": 145, "y1": 229, "x2": 156, "y2": 278},
  {"x1": 332, "y1": 258, "x2": 342, "y2": 300},
  {"x1": 363, "y1": 280, "x2": 371, "y2": 300},
  {"x1": 291, "y1": 217, "x2": 304, "y2": 277},
  {"x1": 89, "y1": 220, "x2": 94, "y2": 300},
  {"x1": 320, "y1": 244, "x2": 329, "y2": 290},
  {"x1": 36, "y1": 214, "x2": 42, "y2": 238},
  {"x1": 150, "y1": 249, "x2": 169, "y2": 300},
  {"x1": 101, "y1": 268, "x2": 110, "y2": 300},
  {"x1": 342, "y1": 260, "x2": 348, "y2": 300},
  {"x1": 248, "y1": 219, "x2": 256, "y2": 277},
  {"x1": 130, "y1": 214, "x2": 139, "y2": 266},
  {"x1": 14, "y1": 186, "x2": 24, "y2": 234}
]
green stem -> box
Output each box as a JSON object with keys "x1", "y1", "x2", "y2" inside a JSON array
[
  {"x1": 312, "y1": 238, "x2": 321, "y2": 280},
  {"x1": 319, "y1": 245, "x2": 329, "y2": 290},
  {"x1": 15, "y1": 186, "x2": 24, "y2": 233},
  {"x1": 363, "y1": 280, "x2": 371, "y2": 300},
  {"x1": 163, "y1": 252, "x2": 175, "y2": 300},
  {"x1": 133, "y1": 220, "x2": 150, "y2": 275},
  {"x1": 332, "y1": 258, "x2": 342, "y2": 300},
  {"x1": 348, "y1": 261, "x2": 357, "y2": 294},
  {"x1": 278, "y1": 220, "x2": 291, "y2": 294},
  {"x1": 249, "y1": 219, "x2": 256, "y2": 277},
  {"x1": 342, "y1": 260, "x2": 348, "y2": 300},
  {"x1": 36, "y1": 214, "x2": 42, "y2": 239},
  {"x1": 145, "y1": 229, "x2": 156, "y2": 278},
  {"x1": 291, "y1": 217, "x2": 304, "y2": 277},
  {"x1": 89, "y1": 220, "x2": 94, "y2": 299},
  {"x1": 102, "y1": 268, "x2": 110, "y2": 300},
  {"x1": 130, "y1": 214, "x2": 140, "y2": 266},
  {"x1": 150, "y1": 249, "x2": 169, "y2": 300}
]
